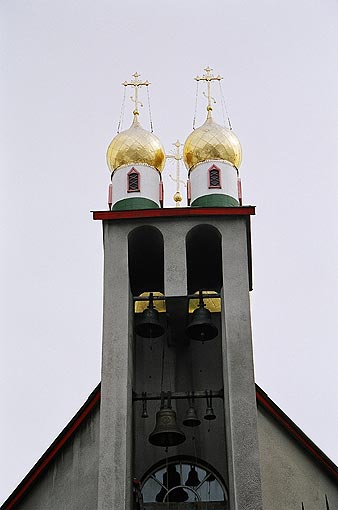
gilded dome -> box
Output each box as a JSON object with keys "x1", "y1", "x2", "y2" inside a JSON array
[
  {"x1": 107, "y1": 114, "x2": 166, "y2": 172},
  {"x1": 183, "y1": 114, "x2": 242, "y2": 171}
]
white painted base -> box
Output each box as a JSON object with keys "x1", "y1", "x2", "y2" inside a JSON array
[
  {"x1": 190, "y1": 161, "x2": 239, "y2": 203},
  {"x1": 111, "y1": 164, "x2": 161, "y2": 208}
]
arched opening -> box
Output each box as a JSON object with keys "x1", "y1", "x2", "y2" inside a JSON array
[
  {"x1": 128, "y1": 226, "x2": 164, "y2": 296},
  {"x1": 186, "y1": 225, "x2": 223, "y2": 294},
  {"x1": 141, "y1": 457, "x2": 228, "y2": 508}
]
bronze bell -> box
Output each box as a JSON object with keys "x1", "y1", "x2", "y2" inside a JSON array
[
  {"x1": 183, "y1": 406, "x2": 201, "y2": 427},
  {"x1": 149, "y1": 393, "x2": 186, "y2": 447},
  {"x1": 204, "y1": 391, "x2": 216, "y2": 421},
  {"x1": 135, "y1": 293, "x2": 165, "y2": 339},
  {"x1": 186, "y1": 292, "x2": 218, "y2": 342},
  {"x1": 204, "y1": 406, "x2": 216, "y2": 420},
  {"x1": 183, "y1": 394, "x2": 201, "y2": 427}
]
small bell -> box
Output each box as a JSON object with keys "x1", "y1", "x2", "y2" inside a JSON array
[
  {"x1": 141, "y1": 392, "x2": 148, "y2": 418},
  {"x1": 135, "y1": 293, "x2": 165, "y2": 339},
  {"x1": 204, "y1": 391, "x2": 216, "y2": 421},
  {"x1": 149, "y1": 393, "x2": 186, "y2": 447},
  {"x1": 186, "y1": 291, "x2": 218, "y2": 342},
  {"x1": 185, "y1": 466, "x2": 201, "y2": 487},
  {"x1": 183, "y1": 393, "x2": 201, "y2": 427}
]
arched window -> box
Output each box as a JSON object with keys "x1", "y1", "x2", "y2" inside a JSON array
[
  {"x1": 128, "y1": 167, "x2": 140, "y2": 192},
  {"x1": 141, "y1": 458, "x2": 228, "y2": 508},
  {"x1": 208, "y1": 165, "x2": 221, "y2": 189}
]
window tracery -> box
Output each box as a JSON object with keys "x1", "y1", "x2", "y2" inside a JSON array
[
  {"x1": 208, "y1": 165, "x2": 221, "y2": 189},
  {"x1": 128, "y1": 167, "x2": 140, "y2": 192},
  {"x1": 141, "y1": 459, "x2": 227, "y2": 508}
]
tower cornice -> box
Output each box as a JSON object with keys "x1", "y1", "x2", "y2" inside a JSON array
[{"x1": 92, "y1": 205, "x2": 255, "y2": 221}]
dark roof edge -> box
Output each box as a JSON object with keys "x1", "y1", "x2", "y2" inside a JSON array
[
  {"x1": 1, "y1": 384, "x2": 101, "y2": 510},
  {"x1": 2, "y1": 383, "x2": 337, "y2": 509},
  {"x1": 256, "y1": 384, "x2": 338, "y2": 481}
]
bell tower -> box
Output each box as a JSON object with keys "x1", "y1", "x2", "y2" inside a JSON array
[{"x1": 94, "y1": 71, "x2": 263, "y2": 510}]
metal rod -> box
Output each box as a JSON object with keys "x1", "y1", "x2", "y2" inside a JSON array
[
  {"x1": 133, "y1": 293, "x2": 221, "y2": 302},
  {"x1": 132, "y1": 389, "x2": 223, "y2": 402}
]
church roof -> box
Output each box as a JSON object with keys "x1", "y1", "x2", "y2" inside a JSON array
[{"x1": 2, "y1": 384, "x2": 338, "y2": 510}]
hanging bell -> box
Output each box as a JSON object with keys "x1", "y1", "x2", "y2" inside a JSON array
[
  {"x1": 141, "y1": 392, "x2": 148, "y2": 418},
  {"x1": 149, "y1": 393, "x2": 186, "y2": 447},
  {"x1": 186, "y1": 292, "x2": 218, "y2": 342},
  {"x1": 135, "y1": 293, "x2": 165, "y2": 339},
  {"x1": 183, "y1": 406, "x2": 201, "y2": 427},
  {"x1": 204, "y1": 391, "x2": 216, "y2": 421},
  {"x1": 183, "y1": 394, "x2": 201, "y2": 427},
  {"x1": 204, "y1": 406, "x2": 216, "y2": 420},
  {"x1": 185, "y1": 466, "x2": 201, "y2": 487}
]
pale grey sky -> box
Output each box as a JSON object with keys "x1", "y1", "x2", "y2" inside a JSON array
[{"x1": 1, "y1": 0, "x2": 338, "y2": 502}]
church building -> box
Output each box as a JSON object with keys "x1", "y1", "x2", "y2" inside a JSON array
[{"x1": 2, "y1": 69, "x2": 338, "y2": 510}]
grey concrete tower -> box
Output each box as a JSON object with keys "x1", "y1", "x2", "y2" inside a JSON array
[{"x1": 93, "y1": 205, "x2": 263, "y2": 510}]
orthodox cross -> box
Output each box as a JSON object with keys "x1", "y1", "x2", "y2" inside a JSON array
[
  {"x1": 195, "y1": 66, "x2": 222, "y2": 113},
  {"x1": 123, "y1": 72, "x2": 150, "y2": 115},
  {"x1": 167, "y1": 140, "x2": 186, "y2": 207}
]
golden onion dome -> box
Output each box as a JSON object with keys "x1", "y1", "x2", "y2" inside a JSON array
[
  {"x1": 183, "y1": 113, "x2": 242, "y2": 171},
  {"x1": 107, "y1": 114, "x2": 166, "y2": 173}
]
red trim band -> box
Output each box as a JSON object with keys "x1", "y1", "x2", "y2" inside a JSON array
[{"x1": 92, "y1": 206, "x2": 255, "y2": 221}]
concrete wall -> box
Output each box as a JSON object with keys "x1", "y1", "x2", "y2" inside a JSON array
[
  {"x1": 98, "y1": 222, "x2": 134, "y2": 510},
  {"x1": 16, "y1": 404, "x2": 100, "y2": 510},
  {"x1": 98, "y1": 215, "x2": 262, "y2": 510},
  {"x1": 258, "y1": 406, "x2": 338, "y2": 509}
]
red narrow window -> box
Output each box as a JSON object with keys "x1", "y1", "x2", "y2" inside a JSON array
[
  {"x1": 127, "y1": 167, "x2": 140, "y2": 192},
  {"x1": 187, "y1": 179, "x2": 191, "y2": 205},
  {"x1": 208, "y1": 165, "x2": 221, "y2": 189},
  {"x1": 159, "y1": 181, "x2": 164, "y2": 207},
  {"x1": 237, "y1": 177, "x2": 242, "y2": 205},
  {"x1": 108, "y1": 183, "x2": 113, "y2": 210}
]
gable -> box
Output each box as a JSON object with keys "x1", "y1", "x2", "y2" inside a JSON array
[
  {"x1": 257, "y1": 390, "x2": 338, "y2": 507},
  {"x1": 2, "y1": 385, "x2": 337, "y2": 509}
]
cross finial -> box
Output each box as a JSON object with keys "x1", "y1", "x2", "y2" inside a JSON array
[
  {"x1": 167, "y1": 140, "x2": 186, "y2": 207},
  {"x1": 195, "y1": 66, "x2": 222, "y2": 116},
  {"x1": 122, "y1": 72, "x2": 150, "y2": 116}
]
